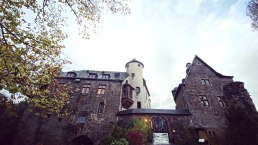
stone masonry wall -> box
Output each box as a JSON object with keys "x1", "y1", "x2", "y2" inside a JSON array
[
  {"x1": 174, "y1": 58, "x2": 235, "y2": 145},
  {"x1": 15, "y1": 78, "x2": 123, "y2": 145},
  {"x1": 224, "y1": 81, "x2": 257, "y2": 112}
]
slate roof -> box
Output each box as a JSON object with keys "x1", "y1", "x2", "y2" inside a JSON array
[
  {"x1": 194, "y1": 55, "x2": 233, "y2": 78},
  {"x1": 125, "y1": 58, "x2": 144, "y2": 68},
  {"x1": 60, "y1": 70, "x2": 128, "y2": 81},
  {"x1": 117, "y1": 109, "x2": 191, "y2": 116}
]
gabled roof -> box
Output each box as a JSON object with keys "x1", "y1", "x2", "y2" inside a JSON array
[
  {"x1": 193, "y1": 55, "x2": 233, "y2": 78},
  {"x1": 173, "y1": 55, "x2": 234, "y2": 100},
  {"x1": 117, "y1": 108, "x2": 191, "y2": 116}
]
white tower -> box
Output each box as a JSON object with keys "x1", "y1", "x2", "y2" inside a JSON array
[{"x1": 123, "y1": 58, "x2": 151, "y2": 109}]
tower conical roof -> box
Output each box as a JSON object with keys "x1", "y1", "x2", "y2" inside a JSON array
[{"x1": 125, "y1": 58, "x2": 144, "y2": 68}]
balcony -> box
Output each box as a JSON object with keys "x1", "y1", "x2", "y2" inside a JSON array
[{"x1": 122, "y1": 97, "x2": 134, "y2": 109}]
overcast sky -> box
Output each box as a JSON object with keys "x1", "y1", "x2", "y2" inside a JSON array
[{"x1": 62, "y1": 0, "x2": 258, "y2": 109}]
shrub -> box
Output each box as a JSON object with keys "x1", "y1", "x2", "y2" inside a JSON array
[
  {"x1": 112, "y1": 125, "x2": 128, "y2": 140},
  {"x1": 127, "y1": 130, "x2": 144, "y2": 145},
  {"x1": 98, "y1": 136, "x2": 114, "y2": 145},
  {"x1": 111, "y1": 138, "x2": 128, "y2": 145}
]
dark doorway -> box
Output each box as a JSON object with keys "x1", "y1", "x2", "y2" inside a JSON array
[
  {"x1": 70, "y1": 135, "x2": 93, "y2": 145},
  {"x1": 151, "y1": 116, "x2": 168, "y2": 133},
  {"x1": 137, "y1": 101, "x2": 141, "y2": 108}
]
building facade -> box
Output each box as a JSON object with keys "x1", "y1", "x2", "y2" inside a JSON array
[
  {"x1": 172, "y1": 55, "x2": 256, "y2": 144},
  {"x1": 14, "y1": 59, "x2": 152, "y2": 145},
  {"x1": 14, "y1": 56, "x2": 256, "y2": 145}
]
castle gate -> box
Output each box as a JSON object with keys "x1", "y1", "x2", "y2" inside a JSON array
[{"x1": 70, "y1": 135, "x2": 93, "y2": 145}]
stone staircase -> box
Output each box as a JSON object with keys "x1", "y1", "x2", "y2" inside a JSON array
[{"x1": 152, "y1": 133, "x2": 173, "y2": 145}]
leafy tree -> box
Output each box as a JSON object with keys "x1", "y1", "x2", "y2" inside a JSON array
[
  {"x1": 247, "y1": 0, "x2": 258, "y2": 30},
  {"x1": 0, "y1": 0, "x2": 130, "y2": 114}
]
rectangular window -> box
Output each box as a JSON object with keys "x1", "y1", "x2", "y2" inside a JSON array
[
  {"x1": 81, "y1": 84, "x2": 90, "y2": 94},
  {"x1": 136, "y1": 87, "x2": 140, "y2": 95},
  {"x1": 199, "y1": 95, "x2": 210, "y2": 106},
  {"x1": 137, "y1": 101, "x2": 141, "y2": 108},
  {"x1": 88, "y1": 73, "x2": 97, "y2": 79},
  {"x1": 98, "y1": 102, "x2": 105, "y2": 113},
  {"x1": 201, "y1": 79, "x2": 210, "y2": 85},
  {"x1": 76, "y1": 115, "x2": 86, "y2": 124},
  {"x1": 217, "y1": 96, "x2": 228, "y2": 107},
  {"x1": 67, "y1": 73, "x2": 76, "y2": 78},
  {"x1": 97, "y1": 85, "x2": 106, "y2": 95},
  {"x1": 102, "y1": 74, "x2": 110, "y2": 79}
]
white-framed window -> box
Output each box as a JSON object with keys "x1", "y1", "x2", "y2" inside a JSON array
[
  {"x1": 217, "y1": 96, "x2": 228, "y2": 107},
  {"x1": 97, "y1": 85, "x2": 106, "y2": 95},
  {"x1": 201, "y1": 79, "x2": 210, "y2": 85},
  {"x1": 81, "y1": 84, "x2": 90, "y2": 94},
  {"x1": 199, "y1": 95, "x2": 210, "y2": 106}
]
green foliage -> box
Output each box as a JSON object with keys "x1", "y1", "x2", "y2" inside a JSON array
[
  {"x1": 131, "y1": 118, "x2": 149, "y2": 134},
  {"x1": 247, "y1": 0, "x2": 258, "y2": 31},
  {"x1": 225, "y1": 105, "x2": 258, "y2": 145},
  {"x1": 99, "y1": 136, "x2": 115, "y2": 145},
  {"x1": 112, "y1": 125, "x2": 128, "y2": 140},
  {"x1": 111, "y1": 138, "x2": 128, "y2": 145},
  {"x1": 0, "y1": 0, "x2": 129, "y2": 114},
  {"x1": 131, "y1": 118, "x2": 150, "y2": 143}
]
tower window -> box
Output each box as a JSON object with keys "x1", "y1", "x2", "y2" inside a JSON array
[
  {"x1": 98, "y1": 102, "x2": 105, "y2": 113},
  {"x1": 97, "y1": 85, "x2": 106, "y2": 95},
  {"x1": 138, "y1": 64, "x2": 141, "y2": 67},
  {"x1": 131, "y1": 73, "x2": 135, "y2": 78},
  {"x1": 201, "y1": 79, "x2": 210, "y2": 85},
  {"x1": 136, "y1": 87, "x2": 140, "y2": 95},
  {"x1": 137, "y1": 101, "x2": 141, "y2": 108},
  {"x1": 81, "y1": 84, "x2": 90, "y2": 94},
  {"x1": 199, "y1": 95, "x2": 210, "y2": 106}
]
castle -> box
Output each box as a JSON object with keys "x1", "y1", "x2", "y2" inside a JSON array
[{"x1": 14, "y1": 56, "x2": 256, "y2": 145}]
